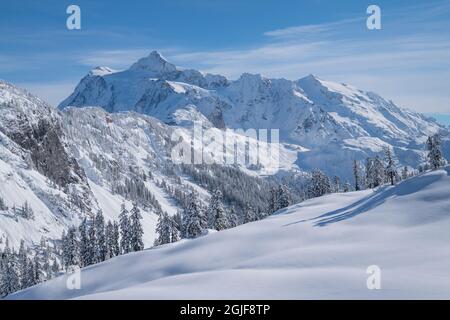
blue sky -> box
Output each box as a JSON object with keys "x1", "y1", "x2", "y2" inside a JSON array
[{"x1": 1, "y1": 0, "x2": 449, "y2": 124}]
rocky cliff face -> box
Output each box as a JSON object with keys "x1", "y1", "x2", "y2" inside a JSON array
[{"x1": 0, "y1": 81, "x2": 86, "y2": 188}]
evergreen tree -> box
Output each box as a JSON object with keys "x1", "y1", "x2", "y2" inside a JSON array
[
  {"x1": 78, "y1": 218, "x2": 92, "y2": 267},
  {"x1": 0, "y1": 242, "x2": 19, "y2": 296},
  {"x1": 170, "y1": 217, "x2": 180, "y2": 242},
  {"x1": 112, "y1": 221, "x2": 120, "y2": 257},
  {"x1": 401, "y1": 166, "x2": 409, "y2": 180},
  {"x1": 353, "y1": 160, "x2": 361, "y2": 191},
  {"x1": 130, "y1": 203, "x2": 144, "y2": 252},
  {"x1": 51, "y1": 259, "x2": 60, "y2": 277},
  {"x1": 119, "y1": 203, "x2": 131, "y2": 254},
  {"x1": 182, "y1": 193, "x2": 205, "y2": 239},
  {"x1": 243, "y1": 203, "x2": 256, "y2": 223},
  {"x1": 333, "y1": 176, "x2": 340, "y2": 193},
  {"x1": 385, "y1": 147, "x2": 397, "y2": 185},
  {"x1": 268, "y1": 187, "x2": 278, "y2": 213},
  {"x1": 155, "y1": 212, "x2": 172, "y2": 246},
  {"x1": 105, "y1": 221, "x2": 115, "y2": 259},
  {"x1": 373, "y1": 155, "x2": 385, "y2": 187},
  {"x1": 427, "y1": 134, "x2": 445, "y2": 169},
  {"x1": 308, "y1": 169, "x2": 332, "y2": 198},
  {"x1": 0, "y1": 195, "x2": 7, "y2": 211},
  {"x1": 276, "y1": 185, "x2": 292, "y2": 210},
  {"x1": 94, "y1": 210, "x2": 107, "y2": 262},
  {"x1": 343, "y1": 182, "x2": 352, "y2": 192},
  {"x1": 206, "y1": 189, "x2": 227, "y2": 230},
  {"x1": 17, "y1": 240, "x2": 28, "y2": 289}
]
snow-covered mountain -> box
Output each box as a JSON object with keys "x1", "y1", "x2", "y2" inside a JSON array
[
  {"x1": 60, "y1": 51, "x2": 450, "y2": 180},
  {"x1": 10, "y1": 167, "x2": 450, "y2": 299},
  {"x1": 0, "y1": 81, "x2": 280, "y2": 250}
]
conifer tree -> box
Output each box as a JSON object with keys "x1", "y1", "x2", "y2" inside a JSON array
[
  {"x1": 94, "y1": 210, "x2": 107, "y2": 262},
  {"x1": 130, "y1": 203, "x2": 144, "y2": 252},
  {"x1": 182, "y1": 193, "x2": 205, "y2": 239},
  {"x1": 427, "y1": 134, "x2": 445, "y2": 169},
  {"x1": 119, "y1": 203, "x2": 131, "y2": 254},
  {"x1": 384, "y1": 147, "x2": 397, "y2": 185}
]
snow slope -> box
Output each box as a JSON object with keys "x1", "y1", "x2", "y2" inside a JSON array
[
  {"x1": 59, "y1": 51, "x2": 450, "y2": 180},
  {"x1": 10, "y1": 167, "x2": 450, "y2": 299},
  {"x1": 0, "y1": 81, "x2": 286, "y2": 250}
]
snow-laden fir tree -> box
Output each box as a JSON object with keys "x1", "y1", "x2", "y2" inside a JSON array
[
  {"x1": 62, "y1": 227, "x2": 79, "y2": 270},
  {"x1": 333, "y1": 176, "x2": 340, "y2": 193},
  {"x1": 106, "y1": 221, "x2": 120, "y2": 259},
  {"x1": 130, "y1": 203, "x2": 144, "y2": 252},
  {"x1": 384, "y1": 147, "x2": 397, "y2": 185},
  {"x1": 18, "y1": 201, "x2": 34, "y2": 220},
  {"x1": 401, "y1": 166, "x2": 409, "y2": 180},
  {"x1": 78, "y1": 218, "x2": 92, "y2": 267},
  {"x1": 182, "y1": 192, "x2": 205, "y2": 239},
  {"x1": 373, "y1": 155, "x2": 385, "y2": 187},
  {"x1": 112, "y1": 221, "x2": 120, "y2": 256},
  {"x1": 206, "y1": 189, "x2": 228, "y2": 230},
  {"x1": 0, "y1": 241, "x2": 19, "y2": 296},
  {"x1": 155, "y1": 212, "x2": 172, "y2": 245},
  {"x1": 343, "y1": 182, "x2": 352, "y2": 192},
  {"x1": 228, "y1": 207, "x2": 239, "y2": 228},
  {"x1": 268, "y1": 187, "x2": 278, "y2": 214},
  {"x1": 308, "y1": 169, "x2": 332, "y2": 198},
  {"x1": 353, "y1": 160, "x2": 361, "y2": 191},
  {"x1": 119, "y1": 203, "x2": 131, "y2": 254},
  {"x1": 243, "y1": 203, "x2": 256, "y2": 223},
  {"x1": 170, "y1": 217, "x2": 180, "y2": 242},
  {"x1": 17, "y1": 240, "x2": 28, "y2": 289},
  {"x1": 276, "y1": 185, "x2": 292, "y2": 210},
  {"x1": 94, "y1": 210, "x2": 107, "y2": 262},
  {"x1": 427, "y1": 134, "x2": 445, "y2": 170},
  {"x1": 0, "y1": 195, "x2": 7, "y2": 211}
]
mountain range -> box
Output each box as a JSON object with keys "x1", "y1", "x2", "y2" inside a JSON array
[{"x1": 0, "y1": 51, "x2": 449, "y2": 250}]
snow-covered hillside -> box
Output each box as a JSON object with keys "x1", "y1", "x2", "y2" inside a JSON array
[
  {"x1": 59, "y1": 51, "x2": 450, "y2": 180},
  {"x1": 10, "y1": 167, "x2": 450, "y2": 299},
  {"x1": 0, "y1": 81, "x2": 281, "y2": 250}
]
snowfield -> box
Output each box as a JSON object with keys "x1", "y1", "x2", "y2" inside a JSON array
[{"x1": 10, "y1": 167, "x2": 450, "y2": 299}]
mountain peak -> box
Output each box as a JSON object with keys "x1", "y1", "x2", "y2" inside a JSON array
[
  {"x1": 89, "y1": 66, "x2": 116, "y2": 76},
  {"x1": 129, "y1": 51, "x2": 177, "y2": 74}
]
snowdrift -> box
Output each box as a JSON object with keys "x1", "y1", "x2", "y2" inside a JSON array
[{"x1": 9, "y1": 167, "x2": 450, "y2": 299}]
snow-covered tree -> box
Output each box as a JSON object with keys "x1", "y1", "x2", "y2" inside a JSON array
[
  {"x1": 427, "y1": 134, "x2": 446, "y2": 170},
  {"x1": 78, "y1": 218, "x2": 92, "y2": 267},
  {"x1": 119, "y1": 203, "x2": 131, "y2": 254},
  {"x1": 155, "y1": 212, "x2": 172, "y2": 246},
  {"x1": 182, "y1": 193, "x2": 205, "y2": 239},
  {"x1": 308, "y1": 169, "x2": 332, "y2": 198},
  {"x1": 343, "y1": 182, "x2": 352, "y2": 192},
  {"x1": 243, "y1": 203, "x2": 256, "y2": 223},
  {"x1": 94, "y1": 210, "x2": 107, "y2": 262},
  {"x1": 61, "y1": 227, "x2": 78, "y2": 270},
  {"x1": 401, "y1": 166, "x2": 409, "y2": 180},
  {"x1": 332, "y1": 175, "x2": 340, "y2": 193},
  {"x1": 130, "y1": 203, "x2": 144, "y2": 252},
  {"x1": 106, "y1": 221, "x2": 120, "y2": 259},
  {"x1": 0, "y1": 195, "x2": 7, "y2": 211},
  {"x1": 353, "y1": 160, "x2": 361, "y2": 191},
  {"x1": 0, "y1": 241, "x2": 19, "y2": 296},
  {"x1": 276, "y1": 185, "x2": 292, "y2": 210},
  {"x1": 206, "y1": 189, "x2": 228, "y2": 231},
  {"x1": 384, "y1": 147, "x2": 397, "y2": 185},
  {"x1": 17, "y1": 201, "x2": 34, "y2": 220}
]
